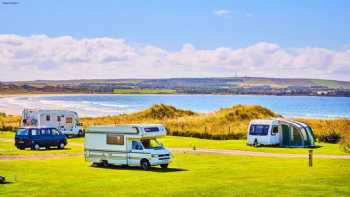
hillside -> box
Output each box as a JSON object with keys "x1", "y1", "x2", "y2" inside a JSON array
[{"x1": 1, "y1": 77, "x2": 350, "y2": 96}]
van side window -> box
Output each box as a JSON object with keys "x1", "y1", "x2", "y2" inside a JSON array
[
  {"x1": 31, "y1": 129, "x2": 39, "y2": 136},
  {"x1": 271, "y1": 126, "x2": 279, "y2": 135},
  {"x1": 132, "y1": 141, "x2": 143, "y2": 150},
  {"x1": 46, "y1": 115, "x2": 50, "y2": 121},
  {"x1": 51, "y1": 128, "x2": 59, "y2": 135},
  {"x1": 41, "y1": 128, "x2": 51, "y2": 135}
]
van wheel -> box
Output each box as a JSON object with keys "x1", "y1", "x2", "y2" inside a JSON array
[
  {"x1": 140, "y1": 159, "x2": 150, "y2": 170},
  {"x1": 33, "y1": 143, "x2": 40, "y2": 150},
  {"x1": 78, "y1": 130, "x2": 83, "y2": 136},
  {"x1": 58, "y1": 142, "x2": 65, "y2": 149},
  {"x1": 18, "y1": 147, "x2": 25, "y2": 150},
  {"x1": 160, "y1": 164, "x2": 168, "y2": 169}
]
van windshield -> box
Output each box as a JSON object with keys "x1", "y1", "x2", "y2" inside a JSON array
[
  {"x1": 16, "y1": 128, "x2": 29, "y2": 136},
  {"x1": 141, "y1": 139, "x2": 164, "y2": 150}
]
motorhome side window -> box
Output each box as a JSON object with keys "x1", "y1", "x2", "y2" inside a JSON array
[
  {"x1": 271, "y1": 126, "x2": 279, "y2": 135},
  {"x1": 144, "y1": 127, "x2": 160, "y2": 132},
  {"x1": 106, "y1": 134, "x2": 124, "y2": 145},
  {"x1": 249, "y1": 125, "x2": 269, "y2": 136}
]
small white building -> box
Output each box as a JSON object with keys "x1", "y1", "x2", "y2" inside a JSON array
[
  {"x1": 247, "y1": 119, "x2": 315, "y2": 147},
  {"x1": 84, "y1": 124, "x2": 172, "y2": 170},
  {"x1": 21, "y1": 109, "x2": 84, "y2": 136}
]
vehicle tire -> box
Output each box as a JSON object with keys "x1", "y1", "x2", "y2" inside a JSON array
[
  {"x1": 140, "y1": 159, "x2": 150, "y2": 170},
  {"x1": 46, "y1": 146, "x2": 50, "y2": 150},
  {"x1": 253, "y1": 139, "x2": 258, "y2": 147},
  {"x1": 33, "y1": 143, "x2": 40, "y2": 150},
  {"x1": 58, "y1": 142, "x2": 65, "y2": 149},
  {"x1": 160, "y1": 164, "x2": 168, "y2": 169},
  {"x1": 101, "y1": 160, "x2": 109, "y2": 168},
  {"x1": 78, "y1": 130, "x2": 83, "y2": 137},
  {"x1": 18, "y1": 146, "x2": 25, "y2": 150}
]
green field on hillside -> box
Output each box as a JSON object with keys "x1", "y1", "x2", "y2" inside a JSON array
[
  {"x1": 113, "y1": 89, "x2": 176, "y2": 94},
  {"x1": 1, "y1": 154, "x2": 349, "y2": 196}
]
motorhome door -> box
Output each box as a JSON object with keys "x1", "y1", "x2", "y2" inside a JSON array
[{"x1": 128, "y1": 140, "x2": 145, "y2": 166}]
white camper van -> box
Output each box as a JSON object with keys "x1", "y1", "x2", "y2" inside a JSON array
[
  {"x1": 84, "y1": 124, "x2": 172, "y2": 170},
  {"x1": 247, "y1": 119, "x2": 315, "y2": 147},
  {"x1": 21, "y1": 109, "x2": 84, "y2": 136}
]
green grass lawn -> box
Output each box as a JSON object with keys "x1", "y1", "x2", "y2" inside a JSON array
[
  {"x1": 1, "y1": 131, "x2": 348, "y2": 155},
  {"x1": 161, "y1": 136, "x2": 348, "y2": 155},
  {"x1": 0, "y1": 154, "x2": 349, "y2": 196}
]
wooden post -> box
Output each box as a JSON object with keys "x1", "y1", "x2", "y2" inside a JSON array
[{"x1": 308, "y1": 150, "x2": 313, "y2": 167}]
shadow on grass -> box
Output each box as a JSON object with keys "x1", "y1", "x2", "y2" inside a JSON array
[
  {"x1": 91, "y1": 164, "x2": 188, "y2": 173},
  {"x1": 250, "y1": 144, "x2": 322, "y2": 149},
  {"x1": 0, "y1": 181, "x2": 14, "y2": 184},
  {"x1": 21, "y1": 147, "x2": 72, "y2": 152}
]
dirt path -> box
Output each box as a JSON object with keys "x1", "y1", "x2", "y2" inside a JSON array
[{"x1": 171, "y1": 148, "x2": 350, "y2": 159}]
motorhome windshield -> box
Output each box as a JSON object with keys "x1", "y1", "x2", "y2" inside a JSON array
[
  {"x1": 141, "y1": 139, "x2": 164, "y2": 150},
  {"x1": 16, "y1": 128, "x2": 29, "y2": 136}
]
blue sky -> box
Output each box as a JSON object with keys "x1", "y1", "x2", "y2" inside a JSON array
[
  {"x1": 0, "y1": 1, "x2": 350, "y2": 81},
  {"x1": 1, "y1": 0, "x2": 349, "y2": 50}
]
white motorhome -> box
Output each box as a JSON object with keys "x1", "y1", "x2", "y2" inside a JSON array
[
  {"x1": 247, "y1": 119, "x2": 315, "y2": 147},
  {"x1": 84, "y1": 124, "x2": 172, "y2": 170},
  {"x1": 21, "y1": 109, "x2": 84, "y2": 136}
]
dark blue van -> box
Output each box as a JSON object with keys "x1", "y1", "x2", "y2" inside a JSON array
[{"x1": 15, "y1": 127, "x2": 67, "y2": 150}]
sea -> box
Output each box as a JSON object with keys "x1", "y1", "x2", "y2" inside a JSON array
[{"x1": 0, "y1": 94, "x2": 349, "y2": 118}]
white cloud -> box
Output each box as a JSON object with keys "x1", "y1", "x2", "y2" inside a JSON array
[
  {"x1": 213, "y1": 9, "x2": 232, "y2": 17},
  {"x1": 0, "y1": 34, "x2": 349, "y2": 81}
]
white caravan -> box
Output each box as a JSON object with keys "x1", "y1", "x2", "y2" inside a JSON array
[
  {"x1": 247, "y1": 119, "x2": 315, "y2": 147},
  {"x1": 84, "y1": 124, "x2": 172, "y2": 170},
  {"x1": 21, "y1": 109, "x2": 84, "y2": 136}
]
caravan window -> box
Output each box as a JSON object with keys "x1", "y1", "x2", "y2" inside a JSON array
[
  {"x1": 271, "y1": 126, "x2": 279, "y2": 135},
  {"x1": 66, "y1": 117, "x2": 73, "y2": 123},
  {"x1": 249, "y1": 125, "x2": 269, "y2": 136}
]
